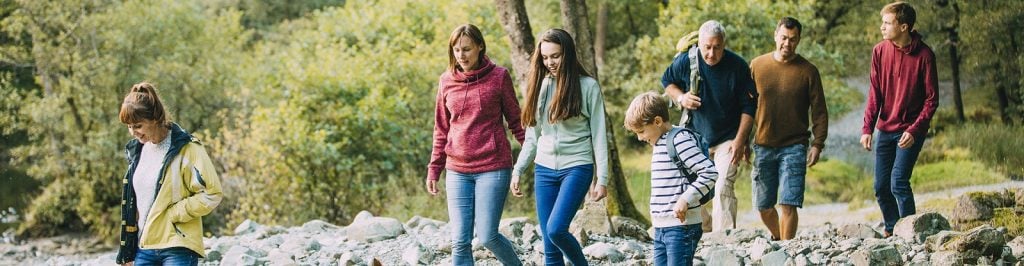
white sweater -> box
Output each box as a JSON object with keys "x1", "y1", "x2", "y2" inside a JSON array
[{"x1": 133, "y1": 131, "x2": 171, "y2": 236}]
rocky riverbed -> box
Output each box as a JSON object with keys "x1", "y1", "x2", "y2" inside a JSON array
[{"x1": 3, "y1": 209, "x2": 1024, "y2": 266}]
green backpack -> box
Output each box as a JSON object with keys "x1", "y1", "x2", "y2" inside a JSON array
[{"x1": 674, "y1": 31, "x2": 702, "y2": 127}]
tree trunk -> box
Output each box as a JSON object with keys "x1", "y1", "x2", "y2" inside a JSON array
[
  {"x1": 561, "y1": 0, "x2": 650, "y2": 227},
  {"x1": 594, "y1": 0, "x2": 607, "y2": 72},
  {"x1": 947, "y1": 2, "x2": 965, "y2": 123},
  {"x1": 493, "y1": 0, "x2": 535, "y2": 91},
  {"x1": 560, "y1": 0, "x2": 598, "y2": 78}
]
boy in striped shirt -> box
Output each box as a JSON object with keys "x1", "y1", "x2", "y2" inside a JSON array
[{"x1": 625, "y1": 92, "x2": 718, "y2": 265}]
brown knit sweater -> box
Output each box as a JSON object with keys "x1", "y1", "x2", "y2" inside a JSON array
[{"x1": 749, "y1": 53, "x2": 828, "y2": 149}]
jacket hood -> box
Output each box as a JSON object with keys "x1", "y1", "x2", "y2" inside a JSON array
[
  {"x1": 125, "y1": 123, "x2": 193, "y2": 156},
  {"x1": 450, "y1": 56, "x2": 496, "y2": 83},
  {"x1": 895, "y1": 31, "x2": 925, "y2": 55}
]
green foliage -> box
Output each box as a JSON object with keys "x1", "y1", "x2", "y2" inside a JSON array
[
  {"x1": 1, "y1": 0, "x2": 249, "y2": 240},
  {"x1": 911, "y1": 160, "x2": 1005, "y2": 193},
  {"x1": 804, "y1": 159, "x2": 872, "y2": 205},
  {"x1": 929, "y1": 123, "x2": 1024, "y2": 178},
  {"x1": 212, "y1": 0, "x2": 516, "y2": 227}
]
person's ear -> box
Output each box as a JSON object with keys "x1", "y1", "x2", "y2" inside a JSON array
[{"x1": 653, "y1": 116, "x2": 664, "y2": 126}]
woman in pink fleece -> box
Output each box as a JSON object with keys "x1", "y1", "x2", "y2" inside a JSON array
[{"x1": 426, "y1": 24, "x2": 526, "y2": 266}]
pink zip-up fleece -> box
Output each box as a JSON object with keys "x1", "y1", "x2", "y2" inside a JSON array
[
  {"x1": 863, "y1": 31, "x2": 939, "y2": 138},
  {"x1": 428, "y1": 57, "x2": 525, "y2": 181}
]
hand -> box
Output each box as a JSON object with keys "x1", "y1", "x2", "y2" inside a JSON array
[
  {"x1": 860, "y1": 134, "x2": 873, "y2": 151},
  {"x1": 806, "y1": 146, "x2": 821, "y2": 167},
  {"x1": 729, "y1": 140, "x2": 750, "y2": 165},
  {"x1": 897, "y1": 132, "x2": 915, "y2": 149},
  {"x1": 426, "y1": 179, "x2": 439, "y2": 196},
  {"x1": 679, "y1": 94, "x2": 702, "y2": 110},
  {"x1": 588, "y1": 184, "x2": 607, "y2": 202},
  {"x1": 510, "y1": 175, "x2": 524, "y2": 197},
  {"x1": 672, "y1": 200, "x2": 688, "y2": 222}
]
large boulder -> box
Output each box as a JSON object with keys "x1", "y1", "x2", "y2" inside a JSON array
[
  {"x1": 951, "y1": 191, "x2": 1015, "y2": 223},
  {"x1": 893, "y1": 212, "x2": 951, "y2": 243},
  {"x1": 347, "y1": 211, "x2": 405, "y2": 243},
  {"x1": 943, "y1": 224, "x2": 1007, "y2": 258},
  {"x1": 569, "y1": 201, "x2": 615, "y2": 237}
]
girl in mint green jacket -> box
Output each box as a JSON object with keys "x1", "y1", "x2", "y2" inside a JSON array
[{"x1": 511, "y1": 28, "x2": 609, "y2": 266}]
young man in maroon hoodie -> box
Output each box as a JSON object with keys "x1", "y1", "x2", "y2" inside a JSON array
[{"x1": 860, "y1": 1, "x2": 939, "y2": 238}]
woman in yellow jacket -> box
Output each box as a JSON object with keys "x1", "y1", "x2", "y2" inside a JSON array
[{"x1": 115, "y1": 82, "x2": 223, "y2": 266}]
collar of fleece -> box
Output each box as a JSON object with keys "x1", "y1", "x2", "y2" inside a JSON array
[{"x1": 451, "y1": 56, "x2": 496, "y2": 83}]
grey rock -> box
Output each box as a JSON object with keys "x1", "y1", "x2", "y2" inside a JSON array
[
  {"x1": 266, "y1": 249, "x2": 297, "y2": 266},
  {"x1": 706, "y1": 248, "x2": 742, "y2": 266},
  {"x1": 747, "y1": 237, "x2": 775, "y2": 261},
  {"x1": 301, "y1": 219, "x2": 340, "y2": 234},
  {"x1": 569, "y1": 201, "x2": 614, "y2": 236},
  {"x1": 760, "y1": 250, "x2": 789, "y2": 266},
  {"x1": 233, "y1": 219, "x2": 262, "y2": 236},
  {"x1": 221, "y1": 246, "x2": 260, "y2": 266},
  {"x1": 612, "y1": 216, "x2": 653, "y2": 241},
  {"x1": 893, "y1": 212, "x2": 951, "y2": 243},
  {"x1": 838, "y1": 238, "x2": 863, "y2": 251},
  {"x1": 279, "y1": 237, "x2": 320, "y2": 253},
  {"x1": 498, "y1": 217, "x2": 529, "y2": 244},
  {"x1": 618, "y1": 241, "x2": 645, "y2": 256},
  {"x1": 338, "y1": 252, "x2": 359, "y2": 266},
  {"x1": 839, "y1": 224, "x2": 882, "y2": 239},
  {"x1": 402, "y1": 243, "x2": 432, "y2": 265},
  {"x1": 1007, "y1": 235, "x2": 1024, "y2": 258},
  {"x1": 925, "y1": 230, "x2": 961, "y2": 252},
  {"x1": 850, "y1": 243, "x2": 902, "y2": 266},
  {"x1": 945, "y1": 224, "x2": 1006, "y2": 257},
  {"x1": 353, "y1": 210, "x2": 374, "y2": 224},
  {"x1": 583, "y1": 242, "x2": 625, "y2": 262},
  {"x1": 348, "y1": 214, "x2": 406, "y2": 243}
]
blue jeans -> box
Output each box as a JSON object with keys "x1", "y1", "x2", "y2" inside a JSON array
[
  {"x1": 134, "y1": 247, "x2": 198, "y2": 266},
  {"x1": 446, "y1": 169, "x2": 522, "y2": 266},
  {"x1": 752, "y1": 144, "x2": 807, "y2": 210},
  {"x1": 873, "y1": 131, "x2": 925, "y2": 233},
  {"x1": 653, "y1": 224, "x2": 702, "y2": 266},
  {"x1": 535, "y1": 164, "x2": 593, "y2": 266}
]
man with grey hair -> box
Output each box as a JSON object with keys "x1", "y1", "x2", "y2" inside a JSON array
[{"x1": 662, "y1": 20, "x2": 757, "y2": 232}]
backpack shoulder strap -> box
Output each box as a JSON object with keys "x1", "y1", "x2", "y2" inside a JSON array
[
  {"x1": 665, "y1": 127, "x2": 689, "y2": 176},
  {"x1": 688, "y1": 45, "x2": 701, "y2": 95}
]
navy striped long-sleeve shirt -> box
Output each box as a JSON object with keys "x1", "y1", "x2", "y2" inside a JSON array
[{"x1": 649, "y1": 127, "x2": 717, "y2": 228}]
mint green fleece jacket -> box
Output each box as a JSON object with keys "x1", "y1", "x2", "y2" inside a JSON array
[{"x1": 513, "y1": 75, "x2": 609, "y2": 186}]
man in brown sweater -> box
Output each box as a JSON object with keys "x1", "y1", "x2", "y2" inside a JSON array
[{"x1": 749, "y1": 17, "x2": 828, "y2": 240}]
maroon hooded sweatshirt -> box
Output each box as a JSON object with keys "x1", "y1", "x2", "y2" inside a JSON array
[
  {"x1": 863, "y1": 31, "x2": 939, "y2": 138},
  {"x1": 428, "y1": 57, "x2": 525, "y2": 181}
]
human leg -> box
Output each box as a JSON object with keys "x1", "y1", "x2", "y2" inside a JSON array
[
  {"x1": 890, "y1": 135, "x2": 925, "y2": 222},
  {"x1": 474, "y1": 169, "x2": 522, "y2": 265},
  {"x1": 543, "y1": 164, "x2": 593, "y2": 266},
  {"x1": 709, "y1": 140, "x2": 738, "y2": 231},
  {"x1": 752, "y1": 144, "x2": 781, "y2": 240},
  {"x1": 446, "y1": 170, "x2": 476, "y2": 265},
  {"x1": 533, "y1": 165, "x2": 563, "y2": 265},
  {"x1": 777, "y1": 144, "x2": 807, "y2": 240},
  {"x1": 873, "y1": 131, "x2": 900, "y2": 234}
]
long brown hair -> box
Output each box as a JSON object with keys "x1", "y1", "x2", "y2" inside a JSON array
[
  {"x1": 520, "y1": 28, "x2": 590, "y2": 128},
  {"x1": 447, "y1": 24, "x2": 487, "y2": 73},
  {"x1": 119, "y1": 82, "x2": 171, "y2": 127}
]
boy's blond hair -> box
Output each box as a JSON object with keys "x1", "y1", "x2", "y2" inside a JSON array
[{"x1": 624, "y1": 92, "x2": 670, "y2": 132}]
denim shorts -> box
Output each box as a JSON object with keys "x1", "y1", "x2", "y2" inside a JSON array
[{"x1": 752, "y1": 143, "x2": 807, "y2": 210}]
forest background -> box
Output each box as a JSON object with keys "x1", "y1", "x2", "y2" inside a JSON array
[{"x1": 1, "y1": 0, "x2": 1022, "y2": 244}]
